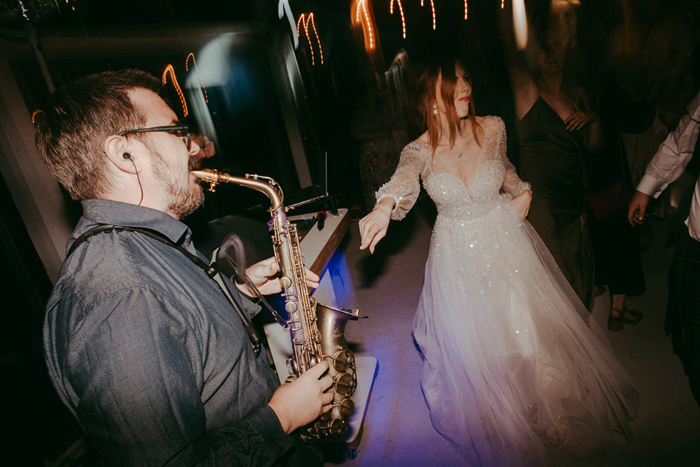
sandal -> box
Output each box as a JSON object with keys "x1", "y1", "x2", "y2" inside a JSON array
[
  {"x1": 621, "y1": 306, "x2": 643, "y2": 325},
  {"x1": 608, "y1": 311, "x2": 624, "y2": 332},
  {"x1": 608, "y1": 306, "x2": 643, "y2": 332}
]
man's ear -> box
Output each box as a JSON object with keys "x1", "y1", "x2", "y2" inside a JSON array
[{"x1": 103, "y1": 134, "x2": 138, "y2": 174}]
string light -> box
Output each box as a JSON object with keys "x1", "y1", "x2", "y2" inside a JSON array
[
  {"x1": 390, "y1": 1, "x2": 407, "y2": 39},
  {"x1": 465, "y1": 1, "x2": 469, "y2": 20},
  {"x1": 186, "y1": 53, "x2": 208, "y2": 103},
  {"x1": 355, "y1": 0, "x2": 374, "y2": 49},
  {"x1": 162, "y1": 65, "x2": 188, "y2": 117},
  {"x1": 31, "y1": 110, "x2": 44, "y2": 124},
  {"x1": 502, "y1": 0, "x2": 505, "y2": 9},
  {"x1": 417, "y1": 0, "x2": 436, "y2": 29},
  {"x1": 296, "y1": 13, "x2": 324, "y2": 65}
]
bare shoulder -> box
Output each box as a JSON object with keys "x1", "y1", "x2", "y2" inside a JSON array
[
  {"x1": 417, "y1": 131, "x2": 430, "y2": 145},
  {"x1": 475, "y1": 115, "x2": 490, "y2": 126}
]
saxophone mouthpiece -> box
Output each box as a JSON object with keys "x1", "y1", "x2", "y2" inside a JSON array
[{"x1": 190, "y1": 169, "x2": 220, "y2": 192}]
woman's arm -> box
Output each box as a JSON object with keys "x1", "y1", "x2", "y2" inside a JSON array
[
  {"x1": 358, "y1": 143, "x2": 425, "y2": 253},
  {"x1": 359, "y1": 197, "x2": 396, "y2": 254}
]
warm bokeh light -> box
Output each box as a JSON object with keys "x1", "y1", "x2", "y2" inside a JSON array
[
  {"x1": 31, "y1": 110, "x2": 44, "y2": 124},
  {"x1": 162, "y1": 64, "x2": 188, "y2": 118},
  {"x1": 355, "y1": 0, "x2": 374, "y2": 49},
  {"x1": 390, "y1": 1, "x2": 407, "y2": 39},
  {"x1": 512, "y1": 0, "x2": 528, "y2": 50},
  {"x1": 297, "y1": 13, "x2": 325, "y2": 66}
]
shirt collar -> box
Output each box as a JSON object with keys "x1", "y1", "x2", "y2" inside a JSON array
[{"x1": 72, "y1": 200, "x2": 190, "y2": 246}]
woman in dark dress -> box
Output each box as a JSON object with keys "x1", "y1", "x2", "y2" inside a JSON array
[{"x1": 500, "y1": 0, "x2": 602, "y2": 310}]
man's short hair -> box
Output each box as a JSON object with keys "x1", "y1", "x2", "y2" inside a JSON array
[{"x1": 35, "y1": 69, "x2": 161, "y2": 200}]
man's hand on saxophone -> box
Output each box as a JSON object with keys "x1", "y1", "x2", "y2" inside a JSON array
[
  {"x1": 267, "y1": 361, "x2": 335, "y2": 434},
  {"x1": 235, "y1": 257, "x2": 320, "y2": 297}
]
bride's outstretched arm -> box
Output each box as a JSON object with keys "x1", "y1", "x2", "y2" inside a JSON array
[
  {"x1": 359, "y1": 197, "x2": 395, "y2": 254},
  {"x1": 359, "y1": 143, "x2": 424, "y2": 253}
]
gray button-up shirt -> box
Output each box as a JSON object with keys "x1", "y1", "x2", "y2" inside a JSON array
[{"x1": 43, "y1": 200, "x2": 316, "y2": 466}]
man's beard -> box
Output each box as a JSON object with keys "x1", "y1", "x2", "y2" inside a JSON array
[{"x1": 151, "y1": 150, "x2": 205, "y2": 219}]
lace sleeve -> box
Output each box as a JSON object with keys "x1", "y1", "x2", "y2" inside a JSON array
[
  {"x1": 495, "y1": 117, "x2": 531, "y2": 197},
  {"x1": 375, "y1": 142, "x2": 425, "y2": 220}
]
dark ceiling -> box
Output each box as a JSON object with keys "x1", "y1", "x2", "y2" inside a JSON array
[{"x1": 0, "y1": 0, "x2": 254, "y2": 27}]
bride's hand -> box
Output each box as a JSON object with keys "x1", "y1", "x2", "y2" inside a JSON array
[
  {"x1": 509, "y1": 190, "x2": 532, "y2": 218},
  {"x1": 359, "y1": 198, "x2": 395, "y2": 254}
]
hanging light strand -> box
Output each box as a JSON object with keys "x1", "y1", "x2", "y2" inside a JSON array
[
  {"x1": 390, "y1": 0, "x2": 407, "y2": 39},
  {"x1": 419, "y1": 0, "x2": 436, "y2": 30},
  {"x1": 31, "y1": 109, "x2": 44, "y2": 124},
  {"x1": 297, "y1": 13, "x2": 324, "y2": 65},
  {"x1": 162, "y1": 65, "x2": 188, "y2": 118},
  {"x1": 356, "y1": 0, "x2": 374, "y2": 49}
]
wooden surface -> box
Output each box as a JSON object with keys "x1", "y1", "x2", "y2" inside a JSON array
[{"x1": 290, "y1": 208, "x2": 350, "y2": 275}]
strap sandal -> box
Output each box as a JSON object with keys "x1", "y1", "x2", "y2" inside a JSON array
[
  {"x1": 621, "y1": 306, "x2": 643, "y2": 325},
  {"x1": 607, "y1": 310, "x2": 624, "y2": 332}
]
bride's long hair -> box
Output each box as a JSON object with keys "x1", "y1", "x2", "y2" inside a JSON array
[{"x1": 415, "y1": 57, "x2": 483, "y2": 155}]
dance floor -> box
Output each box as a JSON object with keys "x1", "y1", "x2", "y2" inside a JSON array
[
  {"x1": 325, "y1": 198, "x2": 700, "y2": 466},
  {"x1": 3, "y1": 196, "x2": 699, "y2": 466}
]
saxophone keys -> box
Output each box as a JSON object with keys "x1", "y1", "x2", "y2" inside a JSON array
[
  {"x1": 337, "y1": 397, "x2": 354, "y2": 418},
  {"x1": 330, "y1": 349, "x2": 355, "y2": 372},
  {"x1": 333, "y1": 372, "x2": 357, "y2": 396},
  {"x1": 327, "y1": 418, "x2": 347, "y2": 437}
]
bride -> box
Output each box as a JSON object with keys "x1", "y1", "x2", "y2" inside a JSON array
[{"x1": 359, "y1": 58, "x2": 639, "y2": 466}]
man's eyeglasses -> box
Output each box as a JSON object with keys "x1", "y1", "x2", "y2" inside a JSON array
[{"x1": 119, "y1": 125, "x2": 192, "y2": 151}]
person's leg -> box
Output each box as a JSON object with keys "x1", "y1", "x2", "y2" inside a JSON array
[{"x1": 608, "y1": 293, "x2": 642, "y2": 331}]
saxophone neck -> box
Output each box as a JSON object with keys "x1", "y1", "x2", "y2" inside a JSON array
[{"x1": 190, "y1": 169, "x2": 285, "y2": 212}]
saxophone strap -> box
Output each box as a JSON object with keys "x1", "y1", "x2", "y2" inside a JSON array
[
  {"x1": 216, "y1": 248, "x2": 289, "y2": 330},
  {"x1": 66, "y1": 224, "x2": 263, "y2": 356}
]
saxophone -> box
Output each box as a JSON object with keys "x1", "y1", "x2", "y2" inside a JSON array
[{"x1": 191, "y1": 169, "x2": 359, "y2": 438}]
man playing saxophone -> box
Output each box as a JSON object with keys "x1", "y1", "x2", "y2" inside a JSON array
[{"x1": 35, "y1": 69, "x2": 331, "y2": 466}]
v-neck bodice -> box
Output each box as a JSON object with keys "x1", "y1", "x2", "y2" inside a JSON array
[
  {"x1": 432, "y1": 137, "x2": 486, "y2": 199},
  {"x1": 376, "y1": 116, "x2": 531, "y2": 223}
]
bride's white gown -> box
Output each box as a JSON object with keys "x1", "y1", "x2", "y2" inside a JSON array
[{"x1": 377, "y1": 116, "x2": 639, "y2": 466}]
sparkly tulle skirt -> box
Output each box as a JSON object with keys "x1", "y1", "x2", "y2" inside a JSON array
[{"x1": 413, "y1": 201, "x2": 639, "y2": 466}]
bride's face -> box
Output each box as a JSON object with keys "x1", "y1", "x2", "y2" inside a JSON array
[
  {"x1": 453, "y1": 62, "x2": 472, "y2": 119},
  {"x1": 434, "y1": 62, "x2": 472, "y2": 119}
]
